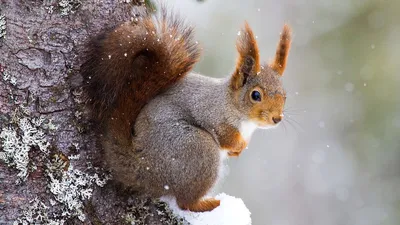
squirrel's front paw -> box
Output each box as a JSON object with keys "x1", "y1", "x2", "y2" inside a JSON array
[
  {"x1": 178, "y1": 198, "x2": 221, "y2": 212},
  {"x1": 228, "y1": 150, "x2": 241, "y2": 157}
]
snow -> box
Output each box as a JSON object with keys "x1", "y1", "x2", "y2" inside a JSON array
[{"x1": 160, "y1": 193, "x2": 252, "y2": 225}]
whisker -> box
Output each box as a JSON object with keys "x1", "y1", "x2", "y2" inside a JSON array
[
  {"x1": 282, "y1": 120, "x2": 299, "y2": 134},
  {"x1": 283, "y1": 111, "x2": 303, "y2": 116},
  {"x1": 286, "y1": 116, "x2": 303, "y2": 127},
  {"x1": 284, "y1": 117, "x2": 305, "y2": 133},
  {"x1": 283, "y1": 106, "x2": 306, "y2": 114},
  {"x1": 260, "y1": 111, "x2": 269, "y2": 121},
  {"x1": 284, "y1": 108, "x2": 305, "y2": 113},
  {"x1": 284, "y1": 105, "x2": 304, "y2": 111},
  {"x1": 281, "y1": 119, "x2": 288, "y2": 136}
]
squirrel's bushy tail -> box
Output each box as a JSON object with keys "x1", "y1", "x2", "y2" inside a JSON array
[{"x1": 81, "y1": 7, "x2": 200, "y2": 142}]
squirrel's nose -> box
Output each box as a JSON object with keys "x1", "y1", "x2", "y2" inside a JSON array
[{"x1": 272, "y1": 116, "x2": 282, "y2": 124}]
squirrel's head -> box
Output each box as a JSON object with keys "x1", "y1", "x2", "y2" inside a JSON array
[{"x1": 229, "y1": 23, "x2": 292, "y2": 128}]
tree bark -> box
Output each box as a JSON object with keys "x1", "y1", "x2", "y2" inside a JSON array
[{"x1": 0, "y1": 1, "x2": 183, "y2": 224}]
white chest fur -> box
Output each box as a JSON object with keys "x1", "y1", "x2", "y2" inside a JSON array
[
  {"x1": 214, "y1": 121, "x2": 257, "y2": 191},
  {"x1": 213, "y1": 150, "x2": 229, "y2": 192},
  {"x1": 239, "y1": 120, "x2": 258, "y2": 142}
]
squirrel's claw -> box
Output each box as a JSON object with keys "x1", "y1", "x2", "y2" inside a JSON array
[
  {"x1": 178, "y1": 198, "x2": 221, "y2": 212},
  {"x1": 228, "y1": 151, "x2": 241, "y2": 157}
]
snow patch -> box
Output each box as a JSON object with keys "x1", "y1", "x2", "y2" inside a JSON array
[{"x1": 160, "y1": 193, "x2": 252, "y2": 225}]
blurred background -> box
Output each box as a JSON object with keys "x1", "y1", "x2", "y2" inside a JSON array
[{"x1": 168, "y1": 0, "x2": 400, "y2": 224}]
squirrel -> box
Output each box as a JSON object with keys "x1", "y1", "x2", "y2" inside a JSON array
[{"x1": 81, "y1": 7, "x2": 291, "y2": 212}]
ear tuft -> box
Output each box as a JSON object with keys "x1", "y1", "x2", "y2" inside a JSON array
[
  {"x1": 230, "y1": 22, "x2": 260, "y2": 90},
  {"x1": 269, "y1": 24, "x2": 292, "y2": 76}
]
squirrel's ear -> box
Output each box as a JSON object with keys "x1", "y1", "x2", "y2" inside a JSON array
[
  {"x1": 269, "y1": 24, "x2": 292, "y2": 76},
  {"x1": 230, "y1": 22, "x2": 260, "y2": 90}
]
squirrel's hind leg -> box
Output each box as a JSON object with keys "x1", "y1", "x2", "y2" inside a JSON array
[{"x1": 178, "y1": 198, "x2": 221, "y2": 212}]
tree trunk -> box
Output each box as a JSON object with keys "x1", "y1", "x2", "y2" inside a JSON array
[{"x1": 0, "y1": 1, "x2": 183, "y2": 224}]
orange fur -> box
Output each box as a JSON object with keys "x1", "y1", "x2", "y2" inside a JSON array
[
  {"x1": 270, "y1": 24, "x2": 292, "y2": 75},
  {"x1": 216, "y1": 123, "x2": 247, "y2": 157},
  {"x1": 178, "y1": 198, "x2": 221, "y2": 212},
  {"x1": 248, "y1": 93, "x2": 285, "y2": 126},
  {"x1": 231, "y1": 22, "x2": 260, "y2": 90}
]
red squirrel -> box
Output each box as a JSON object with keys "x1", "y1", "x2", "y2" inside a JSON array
[{"x1": 81, "y1": 6, "x2": 291, "y2": 212}]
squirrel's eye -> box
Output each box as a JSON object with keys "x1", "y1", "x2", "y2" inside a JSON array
[{"x1": 251, "y1": 91, "x2": 262, "y2": 102}]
